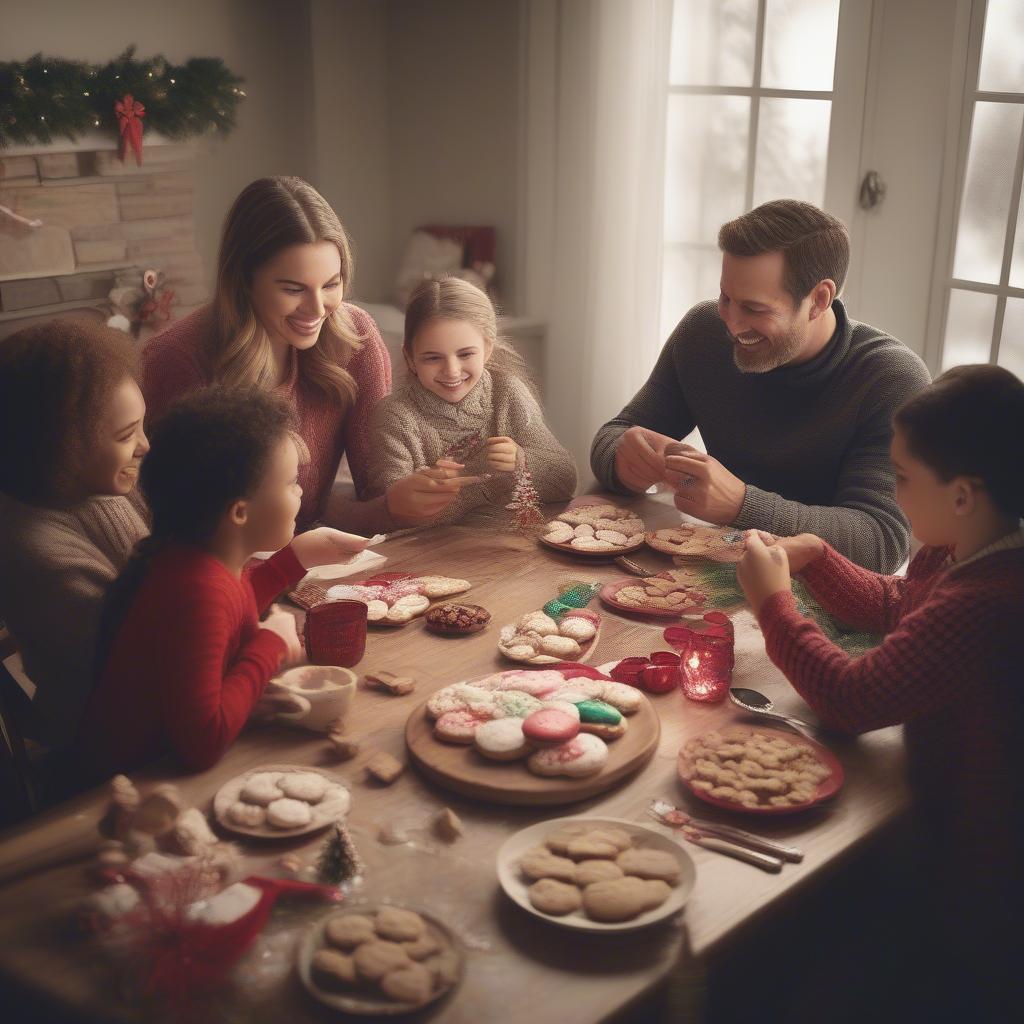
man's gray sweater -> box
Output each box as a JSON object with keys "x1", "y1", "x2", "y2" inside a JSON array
[{"x1": 590, "y1": 299, "x2": 931, "y2": 573}]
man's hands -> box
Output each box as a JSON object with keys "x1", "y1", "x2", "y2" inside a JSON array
[
  {"x1": 736, "y1": 532, "x2": 791, "y2": 614},
  {"x1": 665, "y1": 443, "x2": 746, "y2": 524},
  {"x1": 613, "y1": 427, "x2": 677, "y2": 492},
  {"x1": 289, "y1": 527, "x2": 370, "y2": 570},
  {"x1": 385, "y1": 459, "x2": 483, "y2": 524}
]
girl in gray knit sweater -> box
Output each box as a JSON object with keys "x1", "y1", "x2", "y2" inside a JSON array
[{"x1": 364, "y1": 277, "x2": 577, "y2": 527}]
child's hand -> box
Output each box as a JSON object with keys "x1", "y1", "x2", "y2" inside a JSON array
[
  {"x1": 745, "y1": 531, "x2": 825, "y2": 573},
  {"x1": 260, "y1": 604, "x2": 304, "y2": 665},
  {"x1": 736, "y1": 533, "x2": 792, "y2": 614},
  {"x1": 386, "y1": 465, "x2": 484, "y2": 524},
  {"x1": 289, "y1": 527, "x2": 370, "y2": 570},
  {"x1": 486, "y1": 436, "x2": 519, "y2": 473}
]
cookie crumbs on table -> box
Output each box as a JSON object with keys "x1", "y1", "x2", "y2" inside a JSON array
[
  {"x1": 364, "y1": 669, "x2": 416, "y2": 695},
  {"x1": 365, "y1": 751, "x2": 404, "y2": 785},
  {"x1": 432, "y1": 807, "x2": 463, "y2": 842}
]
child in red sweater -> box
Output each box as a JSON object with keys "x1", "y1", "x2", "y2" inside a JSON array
[
  {"x1": 737, "y1": 364, "x2": 1023, "y2": 1016},
  {"x1": 78, "y1": 388, "x2": 370, "y2": 777}
]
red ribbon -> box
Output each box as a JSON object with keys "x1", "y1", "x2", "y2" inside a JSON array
[{"x1": 115, "y1": 93, "x2": 145, "y2": 166}]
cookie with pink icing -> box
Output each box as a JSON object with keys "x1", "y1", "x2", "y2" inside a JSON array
[
  {"x1": 492, "y1": 670, "x2": 566, "y2": 699},
  {"x1": 521, "y1": 707, "x2": 580, "y2": 747},
  {"x1": 433, "y1": 708, "x2": 494, "y2": 744},
  {"x1": 527, "y1": 733, "x2": 609, "y2": 778},
  {"x1": 473, "y1": 718, "x2": 531, "y2": 761}
]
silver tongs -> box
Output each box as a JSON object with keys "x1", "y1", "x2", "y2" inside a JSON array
[{"x1": 648, "y1": 800, "x2": 804, "y2": 873}]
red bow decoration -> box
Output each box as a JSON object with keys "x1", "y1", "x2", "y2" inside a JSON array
[
  {"x1": 139, "y1": 287, "x2": 175, "y2": 324},
  {"x1": 115, "y1": 93, "x2": 146, "y2": 166}
]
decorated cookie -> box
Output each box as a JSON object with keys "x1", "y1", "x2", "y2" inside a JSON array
[
  {"x1": 366, "y1": 599, "x2": 390, "y2": 622},
  {"x1": 474, "y1": 718, "x2": 531, "y2": 761},
  {"x1": 375, "y1": 907, "x2": 425, "y2": 942},
  {"x1": 227, "y1": 801, "x2": 266, "y2": 828},
  {"x1": 426, "y1": 683, "x2": 496, "y2": 719},
  {"x1": 434, "y1": 708, "x2": 494, "y2": 744},
  {"x1": 537, "y1": 634, "x2": 583, "y2": 659},
  {"x1": 576, "y1": 859, "x2": 626, "y2": 886},
  {"x1": 517, "y1": 611, "x2": 560, "y2": 636},
  {"x1": 558, "y1": 615, "x2": 598, "y2": 642},
  {"x1": 616, "y1": 848, "x2": 681, "y2": 884},
  {"x1": 528, "y1": 878, "x2": 583, "y2": 916},
  {"x1": 266, "y1": 797, "x2": 313, "y2": 830},
  {"x1": 326, "y1": 913, "x2": 377, "y2": 950},
  {"x1": 522, "y1": 707, "x2": 580, "y2": 747},
  {"x1": 239, "y1": 772, "x2": 283, "y2": 806},
  {"x1": 520, "y1": 846, "x2": 579, "y2": 883},
  {"x1": 492, "y1": 670, "x2": 566, "y2": 698},
  {"x1": 527, "y1": 733, "x2": 609, "y2": 778},
  {"x1": 599, "y1": 682, "x2": 644, "y2": 715},
  {"x1": 415, "y1": 576, "x2": 472, "y2": 598},
  {"x1": 540, "y1": 699, "x2": 582, "y2": 720},
  {"x1": 492, "y1": 690, "x2": 543, "y2": 719},
  {"x1": 380, "y1": 962, "x2": 433, "y2": 1004},
  {"x1": 577, "y1": 699, "x2": 627, "y2": 739},
  {"x1": 278, "y1": 771, "x2": 329, "y2": 803},
  {"x1": 354, "y1": 940, "x2": 413, "y2": 982}
]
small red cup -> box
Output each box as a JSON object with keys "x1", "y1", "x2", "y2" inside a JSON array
[
  {"x1": 610, "y1": 657, "x2": 648, "y2": 688},
  {"x1": 641, "y1": 663, "x2": 680, "y2": 694},
  {"x1": 304, "y1": 600, "x2": 367, "y2": 668}
]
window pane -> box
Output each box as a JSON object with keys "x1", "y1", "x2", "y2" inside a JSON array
[
  {"x1": 660, "y1": 246, "x2": 722, "y2": 341},
  {"x1": 997, "y1": 297, "x2": 1024, "y2": 381},
  {"x1": 752, "y1": 98, "x2": 831, "y2": 207},
  {"x1": 941, "y1": 289, "x2": 996, "y2": 370},
  {"x1": 952, "y1": 102, "x2": 1024, "y2": 284},
  {"x1": 670, "y1": 0, "x2": 757, "y2": 87},
  {"x1": 762, "y1": 0, "x2": 840, "y2": 91},
  {"x1": 978, "y1": 0, "x2": 1024, "y2": 94},
  {"x1": 664, "y1": 94, "x2": 750, "y2": 245}
]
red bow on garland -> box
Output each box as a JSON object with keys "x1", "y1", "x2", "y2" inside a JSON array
[{"x1": 115, "y1": 93, "x2": 145, "y2": 166}]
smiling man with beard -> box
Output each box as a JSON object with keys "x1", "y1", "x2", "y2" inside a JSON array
[{"x1": 590, "y1": 200, "x2": 931, "y2": 573}]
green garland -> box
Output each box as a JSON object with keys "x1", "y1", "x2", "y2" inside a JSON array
[{"x1": 0, "y1": 47, "x2": 245, "y2": 149}]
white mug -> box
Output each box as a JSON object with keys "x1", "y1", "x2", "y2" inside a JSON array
[{"x1": 263, "y1": 665, "x2": 357, "y2": 732}]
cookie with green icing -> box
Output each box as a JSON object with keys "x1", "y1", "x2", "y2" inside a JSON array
[{"x1": 576, "y1": 699, "x2": 627, "y2": 740}]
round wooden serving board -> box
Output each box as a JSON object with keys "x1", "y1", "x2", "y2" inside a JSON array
[{"x1": 405, "y1": 695, "x2": 661, "y2": 806}]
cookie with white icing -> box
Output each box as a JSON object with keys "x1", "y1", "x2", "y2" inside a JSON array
[
  {"x1": 266, "y1": 797, "x2": 313, "y2": 829},
  {"x1": 527, "y1": 733, "x2": 609, "y2": 778}
]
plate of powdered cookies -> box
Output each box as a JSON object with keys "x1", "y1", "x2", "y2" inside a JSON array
[
  {"x1": 213, "y1": 764, "x2": 351, "y2": 838},
  {"x1": 497, "y1": 817, "x2": 696, "y2": 933},
  {"x1": 298, "y1": 904, "x2": 464, "y2": 1014},
  {"x1": 539, "y1": 502, "x2": 647, "y2": 558}
]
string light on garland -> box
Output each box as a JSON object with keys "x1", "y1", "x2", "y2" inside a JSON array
[{"x1": 0, "y1": 47, "x2": 244, "y2": 149}]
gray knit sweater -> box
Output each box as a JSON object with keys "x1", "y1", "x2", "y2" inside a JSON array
[
  {"x1": 0, "y1": 493, "x2": 148, "y2": 747},
  {"x1": 365, "y1": 370, "x2": 578, "y2": 526},
  {"x1": 590, "y1": 300, "x2": 931, "y2": 572}
]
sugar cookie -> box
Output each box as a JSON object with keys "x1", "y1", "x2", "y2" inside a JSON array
[
  {"x1": 353, "y1": 940, "x2": 412, "y2": 982},
  {"x1": 313, "y1": 948, "x2": 359, "y2": 988},
  {"x1": 278, "y1": 771, "x2": 329, "y2": 803},
  {"x1": 544, "y1": 822, "x2": 591, "y2": 855},
  {"x1": 519, "y1": 846, "x2": 578, "y2": 883},
  {"x1": 576, "y1": 859, "x2": 626, "y2": 886},
  {"x1": 375, "y1": 907, "x2": 425, "y2": 942},
  {"x1": 434, "y1": 708, "x2": 494, "y2": 744},
  {"x1": 239, "y1": 772, "x2": 283, "y2": 806},
  {"x1": 326, "y1": 913, "x2": 377, "y2": 950},
  {"x1": 522, "y1": 707, "x2": 580, "y2": 747},
  {"x1": 528, "y1": 878, "x2": 582, "y2": 916},
  {"x1": 599, "y1": 682, "x2": 643, "y2": 715},
  {"x1": 266, "y1": 797, "x2": 312, "y2": 830},
  {"x1": 474, "y1": 718, "x2": 530, "y2": 761},
  {"x1": 581, "y1": 876, "x2": 656, "y2": 922},
  {"x1": 227, "y1": 801, "x2": 266, "y2": 828},
  {"x1": 380, "y1": 962, "x2": 433, "y2": 1004},
  {"x1": 616, "y1": 847, "x2": 681, "y2": 884}
]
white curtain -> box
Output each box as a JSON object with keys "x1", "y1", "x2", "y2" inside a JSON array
[{"x1": 520, "y1": 0, "x2": 673, "y2": 485}]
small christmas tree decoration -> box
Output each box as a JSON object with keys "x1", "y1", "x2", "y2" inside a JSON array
[
  {"x1": 505, "y1": 453, "x2": 545, "y2": 533},
  {"x1": 315, "y1": 823, "x2": 364, "y2": 886}
]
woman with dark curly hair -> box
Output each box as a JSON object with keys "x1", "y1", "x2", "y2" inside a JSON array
[
  {"x1": 78, "y1": 387, "x2": 367, "y2": 776},
  {"x1": 0, "y1": 318, "x2": 150, "y2": 749}
]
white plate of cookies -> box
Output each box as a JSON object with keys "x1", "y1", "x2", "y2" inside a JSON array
[
  {"x1": 497, "y1": 817, "x2": 696, "y2": 933},
  {"x1": 539, "y1": 503, "x2": 646, "y2": 558},
  {"x1": 298, "y1": 904, "x2": 463, "y2": 1015},
  {"x1": 213, "y1": 764, "x2": 351, "y2": 838}
]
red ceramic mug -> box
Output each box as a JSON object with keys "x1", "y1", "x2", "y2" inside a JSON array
[{"x1": 304, "y1": 600, "x2": 368, "y2": 668}]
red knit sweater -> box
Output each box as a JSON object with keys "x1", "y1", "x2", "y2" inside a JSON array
[
  {"x1": 78, "y1": 544, "x2": 306, "y2": 776},
  {"x1": 758, "y1": 540, "x2": 1024, "y2": 885},
  {"x1": 140, "y1": 304, "x2": 393, "y2": 533}
]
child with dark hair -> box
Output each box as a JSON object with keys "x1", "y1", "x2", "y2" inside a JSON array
[
  {"x1": 78, "y1": 387, "x2": 369, "y2": 776},
  {"x1": 736, "y1": 364, "x2": 1024, "y2": 1016},
  {"x1": 0, "y1": 318, "x2": 149, "y2": 749}
]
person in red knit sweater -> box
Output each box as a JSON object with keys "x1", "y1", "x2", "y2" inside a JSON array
[
  {"x1": 78, "y1": 388, "x2": 371, "y2": 778},
  {"x1": 139, "y1": 176, "x2": 447, "y2": 535},
  {"x1": 736, "y1": 364, "x2": 1023, "y2": 1017}
]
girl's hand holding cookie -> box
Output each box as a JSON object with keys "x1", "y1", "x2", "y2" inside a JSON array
[
  {"x1": 290, "y1": 527, "x2": 370, "y2": 570},
  {"x1": 744, "y1": 530, "x2": 824, "y2": 574},
  {"x1": 485, "y1": 436, "x2": 520, "y2": 473},
  {"x1": 260, "y1": 604, "x2": 304, "y2": 665},
  {"x1": 736, "y1": 533, "x2": 791, "y2": 613}
]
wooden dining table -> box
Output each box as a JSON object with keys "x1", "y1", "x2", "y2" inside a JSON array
[{"x1": 0, "y1": 493, "x2": 910, "y2": 1023}]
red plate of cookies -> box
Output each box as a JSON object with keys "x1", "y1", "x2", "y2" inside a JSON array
[{"x1": 598, "y1": 576, "x2": 707, "y2": 619}]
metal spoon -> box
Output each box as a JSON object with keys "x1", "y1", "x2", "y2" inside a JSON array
[{"x1": 729, "y1": 687, "x2": 817, "y2": 740}]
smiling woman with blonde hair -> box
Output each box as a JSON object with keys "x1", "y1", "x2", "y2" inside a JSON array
[{"x1": 140, "y1": 176, "x2": 393, "y2": 532}]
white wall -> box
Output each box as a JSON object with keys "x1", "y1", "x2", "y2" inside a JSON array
[{"x1": 0, "y1": 0, "x2": 316, "y2": 288}]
